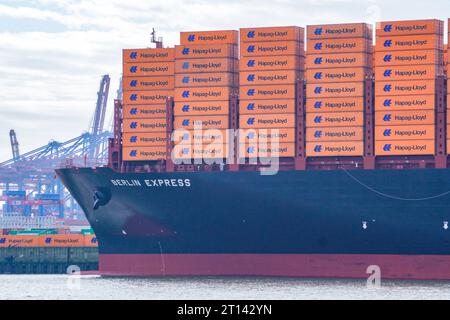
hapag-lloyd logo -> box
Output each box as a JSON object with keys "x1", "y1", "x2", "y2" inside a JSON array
[{"x1": 170, "y1": 126, "x2": 283, "y2": 175}]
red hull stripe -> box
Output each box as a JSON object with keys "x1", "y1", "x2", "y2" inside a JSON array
[{"x1": 99, "y1": 254, "x2": 450, "y2": 280}]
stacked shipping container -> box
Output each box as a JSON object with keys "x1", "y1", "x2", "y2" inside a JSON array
[
  {"x1": 374, "y1": 19, "x2": 444, "y2": 156},
  {"x1": 173, "y1": 30, "x2": 239, "y2": 160},
  {"x1": 122, "y1": 48, "x2": 175, "y2": 161},
  {"x1": 239, "y1": 26, "x2": 305, "y2": 157},
  {"x1": 305, "y1": 23, "x2": 373, "y2": 157}
]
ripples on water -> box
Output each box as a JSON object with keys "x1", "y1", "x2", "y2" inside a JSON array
[{"x1": 1, "y1": 275, "x2": 450, "y2": 300}]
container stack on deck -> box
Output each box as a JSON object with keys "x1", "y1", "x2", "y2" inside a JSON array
[
  {"x1": 122, "y1": 47, "x2": 175, "y2": 161},
  {"x1": 305, "y1": 23, "x2": 373, "y2": 157},
  {"x1": 374, "y1": 19, "x2": 444, "y2": 156},
  {"x1": 238, "y1": 26, "x2": 304, "y2": 158},
  {"x1": 173, "y1": 30, "x2": 239, "y2": 161}
]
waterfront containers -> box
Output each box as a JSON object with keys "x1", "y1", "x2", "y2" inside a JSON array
[
  {"x1": 239, "y1": 26, "x2": 304, "y2": 158},
  {"x1": 122, "y1": 47, "x2": 175, "y2": 161},
  {"x1": 174, "y1": 30, "x2": 239, "y2": 162},
  {"x1": 374, "y1": 19, "x2": 444, "y2": 156},
  {"x1": 305, "y1": 23, "x2": 372, "y2": 157}
]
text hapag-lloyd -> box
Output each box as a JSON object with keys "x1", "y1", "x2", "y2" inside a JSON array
[
  {"x1": 393, "y1": 39, "x2": 431, "y2": 47},
  {"x1": 390, "y1": 84, "x2": 429, "y2": 91},
  {"x1": 322, "y1": 145, "x2": 357, "y2": 152},
  {"x1": 322, "y1": 43, "x2": 358, "y2": 50},
  {"x1": 139, "y1": 52, "x2": 170, "y2": 59},
  {"x1": 393, "y1": 24, "x2": 430, "y2": 32},
  {"x1": 321, "y1": 27, "x2": 358, "y2": 36},
  {"x1": 253, "y1": 89, "x2": 289, "y2": 96},
  {"x1": 110, "y1": 179, "x2": 191, "y2": 187},
  {"x1": 140, "y1": 80, "x2": 170, "y2": 87},
  {"x1": 138, "y1": 137, "x2": 167, "y2": 143},
  {"x1": 393, "y1": 54, "x2": 430, "y2": 62},
  {"x1": 191, "y1": 91, "x2": 224, "y2": 98},
  {"x1": 318, "y1": 101, "x2": 357, "y2": 108},
  {"x1": 138, "y1": 122, "x2": 166, "y2": 129},
  {"x1": 255, "y1": 118, "x2": 289, "y2": 125},
  {"x1": 321, "y1": 87, "x2": 357, "y2": 94},
  {"x1": 392, "y1": 70, "x2": 428, "y2": 77},
  {"x1": 254, "y1": 45, "x2": 293, "y2": 53},
  {"x1": 191, "y1": 76, "x2": 224, "y2": 84},
  {"x1": 391, "y1": 114, "x2": 428, "y2": 121},
  {"x1": 391, "y1": 99, "x2": 429, "y2": 106},
  {"x1": 140, "y1": 66, "x2": 169, "y2": 72},
  {"x1": 190, "y1": 48, "x2": 225, "y2": 55},
  {"x1": 255, "y1": 75, "x2": 289, "y2": 81},
  {"x1": 191, "y1": 105, "x2": 223, "y2": 112},
  {"x1": 255, "y1": 60, "x2": 290, "y2": 67},
  {"x1": 322, "y1": 116, "x2": 357, "y2": 123},
  {"x1": 256, "y1": 103, "x2": 289, "y2": 111},
  {"x1": 322, "y1": 72, "x2": 358, "y2": 80},
  {"x1": 255, "y1": 31, "x2": 290, "y2": 38},
  {"x1": 191, "y1": 62, "x2": 225, "y2": 69},
  {"x1": 140, "y1": 94, "x2": 167, "y2": 101},
  {"x1": 323, "y1": 130, "x2": 357, "y2": 138},
  {"x1": 197, "y1": 35, "x2": 229, "y2": 42},
  {"x1": 139, "y1": 108, "x2": 166, "y2": 116},
  {"x1": 320, "y1": 57, "x2": 357, "y2": 64},
  {"x1": 393, "y1": 129, "x2": 428, "y2": 137},
  {"x1": 392, "y1": 144, "x2": 429, "y2": 152}
]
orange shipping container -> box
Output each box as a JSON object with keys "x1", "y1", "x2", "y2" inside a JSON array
[
  {"x1": 307, "y1": 38, "x2": 372, "y2": 54},
  {"x1": 123, "y1": 62, "x2": 174, "y2": 77},
  {"x1": 375, "y1": 140, "x2": 435, "y2": 156},
  {"x1": 375, "y1": 125, "x2": 435, "y2": 141},
  {"x1": 306, "y1": 127, "x2": 364, "y2": 142},
  {"x1": 374, "y1": 95, "x2": 435, "y2": 111},
  {"x1": 376, "y1": 20, "x2": 443, "y2": 37},
  {"x1": 240, "y1": 56, "x2": 304, "y2": 71},
  {"x1": 180, "y1": 30, "x2": 238, "y2": 45},
  {"x1": 123, "y1": 76, "x2": 174, "y2": 91},
  {"x1": 240, "y1": 26, "x2": 304, "y2": 42},
  {"x1": 306, "y1": 112, "x2": 364, "y2": 127},
  {"x1": 173, "y1": 144, "x2": 228, "y2": 160},
  {"x1": 240, "y1": 41, "x2": 304, "y2": 57},
  {"x1": 123, "y1": 91, "x2": 172, "y2": 105},
  {"x1": 122, "y1": 146, "x2": 167, "y2": 161},
  {"x1": 39, "y1": 235, "x2": 85, "y2": 247},
  {"x1": 174, "y1": 116, "x2": 229, "y2": 130},
  {"x1": 175, "y1": 44, "x2": 238, "y2": 59},
  {"x1": 375, "y1": 80, "x2": 436, "y2": 96},
  {"x1": 174, "y1": 87, "x2": 232, "y2": 102},
  {"x1": 375, "y1": 110, "x2": 435, "y2": 125},
  {"x1": 123, "y1": 119, "x2": 167, "y2": 133},
  {"x1": 172, "y1": 129, "x2": 228, "y2": 145},
  {"x1": 306, "y1": 141, "x2": 364, "y2": 157},
  {"x1": 374, "y1": 50, "x2": 441, "y2": 67},
  {"x1": 238, "y1": 128, "x2": 296, "y2": 143},
  {"x1": 0, "y1": 236, "x2": 39, "y2": 248},
  {"x1": 84, "y1": 235, "x2": 98, "y2": 247},
  {"x1": 374, "y1": 34, "x2": 443, "y2": 51},
  {"x1": 123, "y1": 48, "x2": 175, "y2": 63},
  {"x1": 174, "y1": 101, "x2": 229, "y2": 116},
  {"x1": 306, "y1": 67, "x2": 371, "y2": 83},
  {"x1": 306, "y1": 82, "x2": 365, "y2": 98},
  {"x1": 122, "y1": 132, "x2": 168, "y2": 147},
  {"x1": 239, "y1": 99, "x2": 296, "y2": 114},
  {"x1": 307, "y1": 23, "x2": 373, "y2": 40},
  {"x1": 239, "y1": 114, "x2": 296, "y2": 129},
  {"x1": 240, "y1": 70, "x2": 302, "y2": 85},
  {"x1": 306, "y1": 53, "x2": 372, "y2": 69},
  {"x1": 240, "y1": 85, "x2": 296, "y2": 100},
  {"x1": 122, "y1": 104, "x2": 167, "y2": 119},
  {"x1": 374, "y1": 65, "x2": 442, "y2": 81},
  {"x1": 175, "y1": 72, "x2": 238, "y2": 88},
  {"x1": 305, "y1": 97, "x2": 365, "y2": 113},
  {"x1": 238, "y1": 142, "x2": 296, "y2": 158},
  {"x1": 175, "y1": 58, "x2": 238, "y2": 74}
]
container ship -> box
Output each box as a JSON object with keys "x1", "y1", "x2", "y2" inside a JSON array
[{"x1": 57, "y1": 20, "x2": 450, "y2": 279}]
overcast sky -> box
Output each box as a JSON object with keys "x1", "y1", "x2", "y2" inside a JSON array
[{"x1": 0, "y1": 0, "x2": 449, "y2": 161}]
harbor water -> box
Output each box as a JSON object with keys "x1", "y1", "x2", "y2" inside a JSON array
[{"x1": 1, "y1": 275, "x2": 450, "y2": 300}]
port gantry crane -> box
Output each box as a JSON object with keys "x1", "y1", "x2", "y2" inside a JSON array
[{"x1": 0, "y1": 75, "x2": 113, "y2": 222}]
